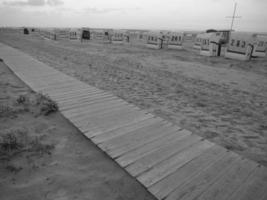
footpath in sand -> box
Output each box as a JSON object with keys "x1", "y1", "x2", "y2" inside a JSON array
[{"x1": 1, "y1": 43, "x2": 266, "y2": 200}]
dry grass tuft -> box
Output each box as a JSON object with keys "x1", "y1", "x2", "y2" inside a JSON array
[
  {"x1": 0, "y1": 128, "x2": 55, "y2": 161},
  {"x1": 36, "y1": 93, "x2": 58, "y2": 115}
]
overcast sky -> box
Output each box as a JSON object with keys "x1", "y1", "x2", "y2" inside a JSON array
[{"x1": 0, "y1": 0, "x2": 266, "y2": 32}]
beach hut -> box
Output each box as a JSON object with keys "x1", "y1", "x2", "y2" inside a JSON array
[
  {"x1": 225, "y1": 32, "x2": 257, "y2": 61},
  {"x1": 124, "y1": 32, "x2": 130, "y2": 43},
  {"x1": 128, "y1": 30, "x2": 147, "y2": 45},
  {"x1": 216, "y1": 30, "x2": 231, "y2": 44},
  {"x1": 183, "y1": 32, "x2": 195, "y2": 41},
  {"x1": 199, "y1": 32, "x2": 223, "y2": 56},
  {"x1": 69, "y1": 29, "x2": 80, "y2": 40},
  {"x1": 167, "y1": 32, "x2": 184, "y2": 50},
  {"x1": 253, "y1": 35, "x2": 267, "y2": 57},
  {"x1": 193, "y1": 33, "x2": 204, "y2": 49},
  {"x1": 80, "y1": 28, "x2": 91, "y2": 41},
  {"x1": 145, "y1": 32, "x2": 163, "y2": 49},
  {"x1": 111, "y1": 30, "x2": 129, "y2": 44},
  {"x1": 39, "y1": 28, "x2": 56, "y2": 40},
  {"x1": 54, "y1": 28, "x2": 70, "y2": 40},
  {"x1": 160, "y1": 31, "x2": 171, "y2": 47},
  {"x1": 91, "y1": 29, "x2": 111, "y2": 43},
  {"x1": 23, "y1": 28, "x2": 29, "y2": 35}
]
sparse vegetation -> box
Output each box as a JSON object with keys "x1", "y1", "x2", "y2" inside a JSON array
[
  {"x1": 36, "y1": 92, "x2": 58, "y2": 115},
  {"x1": 13, "y1": 92, "x2": 59, "y2": 116},
  {"x1": 0, "y1": 104, "x2": 15, "y2": 118},
  {"x1": 29, "y1": 136, "x2": 54, "y2": 155},
  {"x1": 16, "y1": 94, "x2": 27, "y2": 104},
  {"x1": 0, "y1": 131, "x2": 24, "y2": 152},
  {"x1": 5, "y1": 164, "x2": 23, "y2": 173},
  {"x1": 0, "y1": 128, "x2": 54, "y2": 160},
  {"x1": 0, "y1": 128, "x2": 27, "y2": 160}
]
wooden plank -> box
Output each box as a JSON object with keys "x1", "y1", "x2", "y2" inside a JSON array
[
  {"x1": 82, "y1": 116, "x2": 160, "y2": 140},
  {"x1": 99, "y1": 119, "x2": 169, "y2": 153},
  {"x1": 63, "y1": 97, "x2": 128, "y2": 114},
  {"x1": 164, "y1": 152, "x2": 241, "y2": 200},
  {"x1": 59, "y1": 95, "x2": 119, "y2": 111},
  {"x1": 31, "y1": 80, "x2": 81, "y2": 92},
  {"x1": 57, "y1": 90, "x2": 113, "y2": 102},
  {"x1": 38, "y1": 77, "x2": 86, "y2": 86},
  {"x1": 148, "y1": 145, "x2": 228, "y2": 199},
  {"x1": 106, "y1": 123, "x2": 180, "y2": 159},
  {"x1": 126, "y1": 134, "x2": 202, "y2": 177},
  {"x1": 75, "y1": 106, "x2": 148, "y2": 136},
  {"x1": 84, "y1": 110, "x2": 152, "y2": 138},
  {"x1": 59, "y1": 95, "x2": 117, "y2": 111},
  {"x1": 38, "y1": 79, "x2": 84, "y2": 91},
  {"x1": 64, "y1": 99, "x2": 133, "y2": 120},
  {"x1": 92, "y1": 115, "x2": 160, "y2": 144},
  {"x1": 51, "y1": 90, "x2": 108, "y2": 105},
  {"x1": 52, "y1": 88, "x2": 107, "y2": 100},
  {"x1": 8, "y1": 61, "x2": 60, "y2": 75},
  {"x1": 137, "y1": 140, "x2": 214, "y2": 188},
  {"x1": 115, "y1": 129, "x2": 190, "y2": 167},
  {"x1": 29, "y1": 71, "x2": 74, "y2": 78},
  {"x1": 69, "y1": 104, "x2": 139, "y2": 131},
  {"x1": 46, "y1": 86, "x2": 97, "y2": 98},
  {"x1": 45, "y1": 83, "x2": 95, "y2": 94},
  {"x1": 5, "y1": 59, "x2": 50, "y2": 71},
  {"x1": 20, "y1": 75, "x2": 62, "y2": 84},
  {"x1": 22, "y1": 71, "x2": 66, "y2": 79},
  {"x1": 196, "y1": 158, "x2": 257, "y2": 200},
  {"x1": 48, "y1": 84, "x2": 104, "y2": 97},
  {"x1": 56, "y1": 92, "x2": 114, "y2": 106},
  {"x1": 92, "y1": 113, "x2": 154, "y2": 135},
  {"x1": 15, "y1": 69, "x2": 61, "y2": 77},
  {"x1": 39, "y1": 80, "x2": 78, "y2": 90},
  {"x1": 227, "y1": 165, "x2": 267, "y2": 200}
]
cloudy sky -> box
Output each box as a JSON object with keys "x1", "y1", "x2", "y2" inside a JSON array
[{"x1": 0, "y1": 0, "x2": 266, "y2": 32}]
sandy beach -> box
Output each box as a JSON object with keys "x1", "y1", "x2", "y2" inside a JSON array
[{"x1": 0, "y1": 32, "x2": 266, "y2": 168}]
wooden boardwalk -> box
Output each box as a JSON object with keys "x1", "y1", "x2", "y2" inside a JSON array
[{"x1": 1, "y1": 43, "x2": 266, "y2": 200}]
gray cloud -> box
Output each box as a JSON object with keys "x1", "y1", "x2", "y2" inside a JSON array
[
  {"x1": 47, "y1": 0, "x2": 63, "y2": 6},
  {"x1": 85, "y1": 7, "x2": 124, "y2": 14},
  {"x1": 84, "y1": 7, "x2": 140, "y2": 14},
  {"x1": 3, "y1": 0, "x2": 63, "y2": 7}
]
